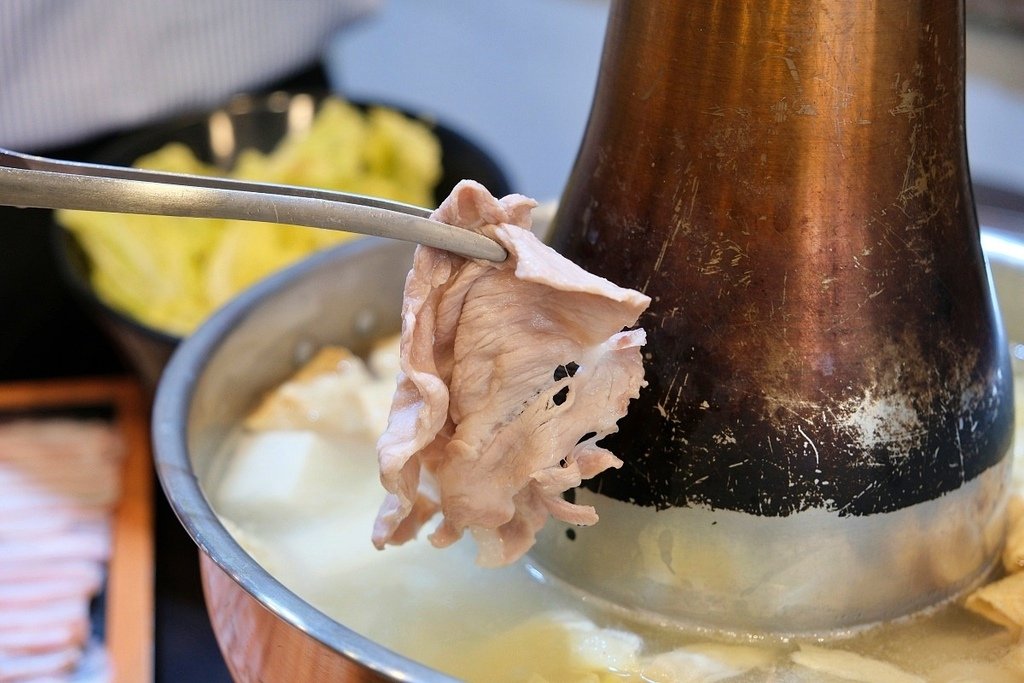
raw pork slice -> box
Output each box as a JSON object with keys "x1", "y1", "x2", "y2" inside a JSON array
[
  {"x1": 373, "y1": 180, "x2": 650, "y2": 566},
  {"x1": 0, "y1": 419, "x2": 122, "y2": 681}
]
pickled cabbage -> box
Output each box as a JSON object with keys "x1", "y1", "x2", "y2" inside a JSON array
[{"x1": 57, "y1": 99, "x2": 442, "y2": 335}]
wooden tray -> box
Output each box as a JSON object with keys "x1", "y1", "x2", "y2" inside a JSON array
[{"x1": 0, "y1": 376, "x2": 154, "y2": 683}]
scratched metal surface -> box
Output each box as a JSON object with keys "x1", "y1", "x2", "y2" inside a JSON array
[{"x1": 550, "y1": 0, "x2": 1014, "y2": 516}]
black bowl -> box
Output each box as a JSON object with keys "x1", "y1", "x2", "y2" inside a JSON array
[{"x1": 53, "y1": 91, "x2": 512, "y2": 392}]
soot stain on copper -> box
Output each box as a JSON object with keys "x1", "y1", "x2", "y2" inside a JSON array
[{"x1": 586, "y1": 329, "x2": 1013, "y2": 516}]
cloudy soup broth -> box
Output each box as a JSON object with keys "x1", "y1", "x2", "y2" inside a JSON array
[{"x1": 202, "y1": 340, "x2": 1024, "y2": 683}]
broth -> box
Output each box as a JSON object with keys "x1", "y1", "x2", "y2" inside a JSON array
[{"x1": 204, "y1": 349, "x2": 1024, "y2": 682}]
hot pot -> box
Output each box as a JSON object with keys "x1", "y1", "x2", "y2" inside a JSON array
[{"x1": 152, "y1": 220, "x2": 1024, "y2": 681}]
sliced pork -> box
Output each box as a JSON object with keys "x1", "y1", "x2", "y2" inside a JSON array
[
  {"x1": 0, "y1": 645, "x2": 81, "y2": 681},
  {"x1": 373, "y1": 180, "x2": 650, "y2": 566},
  {"x1": 0, "y1": 419, "x2": 123, "y2": 680}
]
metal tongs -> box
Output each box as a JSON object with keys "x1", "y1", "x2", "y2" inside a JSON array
[{"x1": 0, "y1": 148, "x2": 508, "y2": 262}]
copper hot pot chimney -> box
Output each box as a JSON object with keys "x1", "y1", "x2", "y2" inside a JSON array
[{"x1": 534, "y1": 0, "x2": 1015, "y2": 635}]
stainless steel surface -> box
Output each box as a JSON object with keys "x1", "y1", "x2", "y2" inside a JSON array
[
  {"x1": 540, "y1": 0, "x2": 1014, "y2": 633},
  {"x1": 0, "y1": 148, "x2": 507, "y2": 262}
]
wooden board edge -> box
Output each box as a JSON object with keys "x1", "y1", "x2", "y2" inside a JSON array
[{"x1": 107, "y1": 380, "x2": 156, "y2": 683}]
